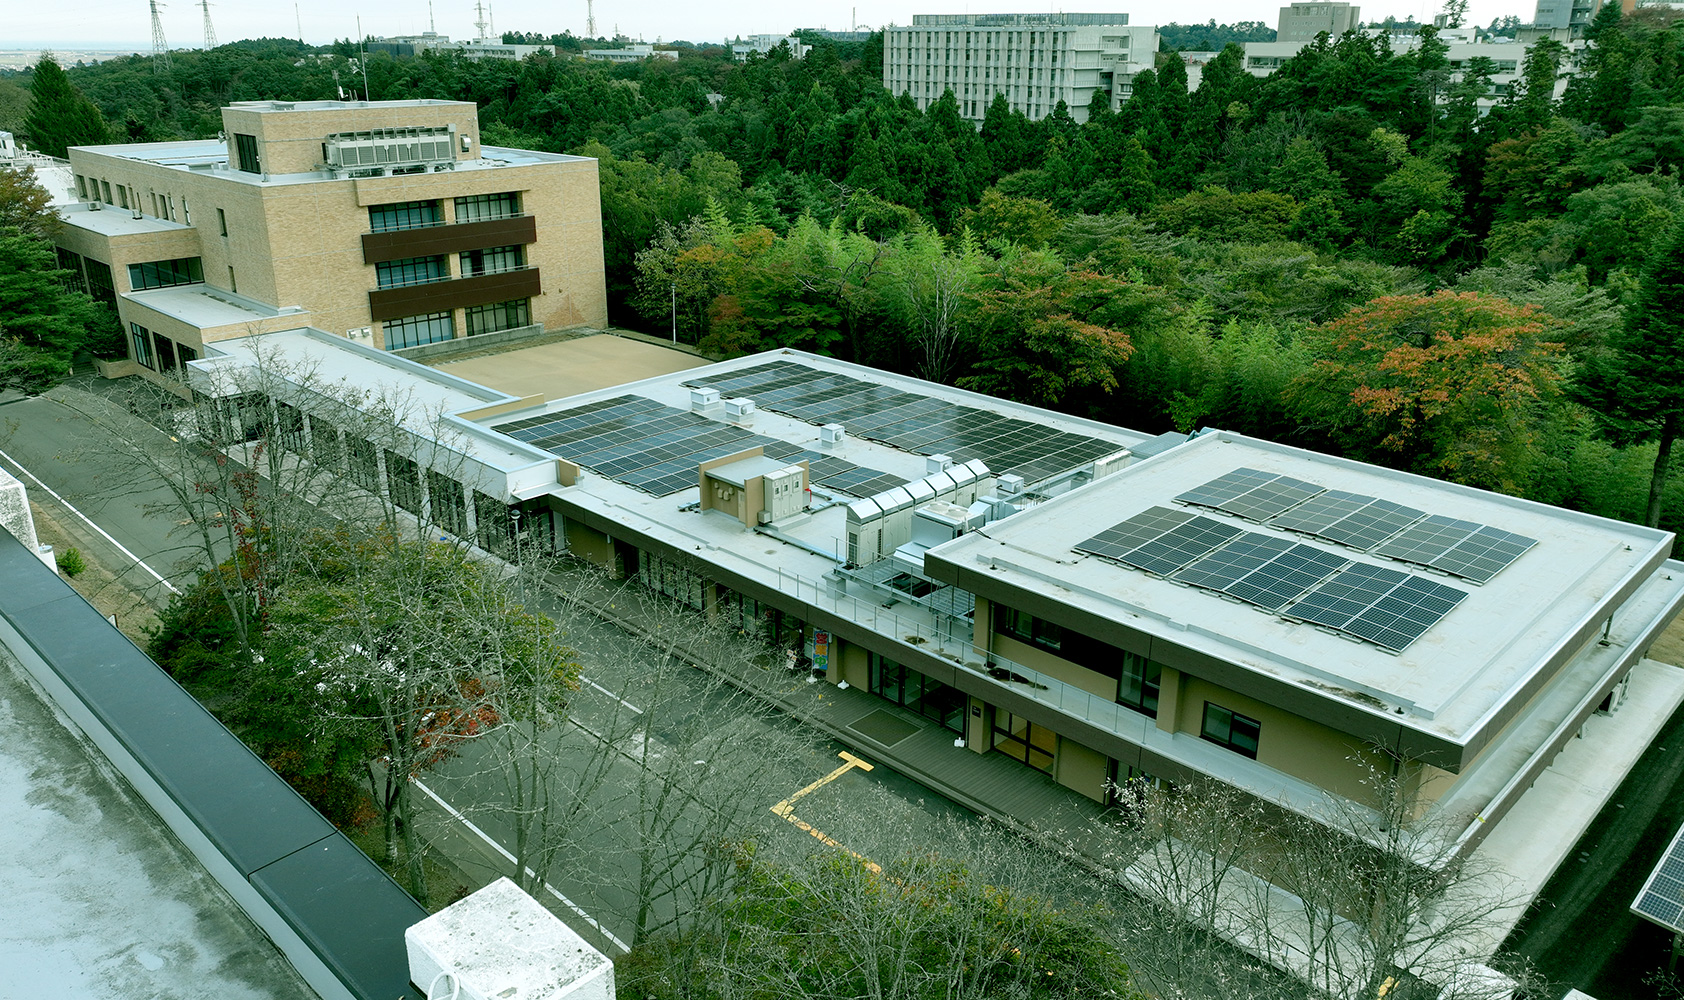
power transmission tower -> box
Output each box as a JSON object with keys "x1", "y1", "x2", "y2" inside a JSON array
[
  {"x1": 474, "y1": 0, "x2": 488, "y2": 40},
  {"x1": 200, "y1": 0, "x2": 217, "y2": 49},
  {"x1": 585, "y1": 0, "x2": 596, "y2": 39},
  {"x1": 150, "y1": 0, "x2": 172, "y2": 71}
]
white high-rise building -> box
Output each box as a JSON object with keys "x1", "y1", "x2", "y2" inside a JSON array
[
  {"x1": 883, "y1": 13, "x2": 1158, "y2": 124},
  {"x1": 1276, "y1": 2, "x2": 1363, "y2": 42}
]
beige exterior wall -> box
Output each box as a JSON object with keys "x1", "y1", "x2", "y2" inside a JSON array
[
  {"x1": 221, "y1": 102, "x2": 483, "y2": 175},
  {"x1": 60, "y1": 102, "x2": 608, "y2": 372},
  {"x1": 1054, "y1": 737, "x2": 1109, "y2": 802},
  {"x1": 838, "y1": 638, "x2": 870, "y2": 689},
  {"x1": 564, "y1": 519, "x2": 614, "y2": 567}
]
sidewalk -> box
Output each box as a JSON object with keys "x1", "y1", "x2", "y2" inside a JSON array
[{"x1": 532, "y1": 560, "x2": 1120, "y2": 862}]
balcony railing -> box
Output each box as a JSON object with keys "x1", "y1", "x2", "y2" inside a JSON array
[
  {"x1": 362, "y1": 214, "x2": 538, "y2": 265},
  {"x1": 367, "y1": 265, "x2": 541, "y2": 321},
  {"x1": 368, "y1": 211, "x2": 528, "y2": 235}
]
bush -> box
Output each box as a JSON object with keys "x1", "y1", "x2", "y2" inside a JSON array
[{"x1": 57, "y1": 547, "x2": 85, "y2": 577}]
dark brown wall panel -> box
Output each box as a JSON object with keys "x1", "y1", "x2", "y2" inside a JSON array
[
  {"x1": 368, "y1": 267, "x2": 541, "y2": 321},
  {"x1": 361, "y1": 215, "x2": 537, "y2": 264}
]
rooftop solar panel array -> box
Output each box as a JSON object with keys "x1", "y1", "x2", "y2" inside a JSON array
[
  {"x1": 684, "y1": 360, "x2": 1124, "y2": 486},
  {"x1": 1073, "y1": 506, "x2": 1243, "y2": 576},
  {"x1": 1173, "y1": 469, "x2": 1537, "y2": 583},
  {"x1": 493, "y1": 396, "x2": 911, "y2": 499},
  {"x1": 1633, "y1": 823, "x2": 1684, "y2": 934}
]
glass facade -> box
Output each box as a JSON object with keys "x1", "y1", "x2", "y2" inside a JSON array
[
  {"x1": 993, "y1": 710, "x2": 1055, "y2": 774},
  {"x1": 459, "y1": 244, "x2": 524, "y2": 276},
  {"x1": 346, "y1": 437, "x2": 381, "y2": 493},
  {"x1": 383, "y1": 311, "x2": 454, "y2": 349},
  {"x1": 868, "y1": 653, "x2": 965, "y2": 734},
  {"x1": 128, "y1": 257, "x2": 204, "y2": 291},
  {"x1": 130, "y1": 324, "x2": 152, "y2": 369},
  {"x1": 308, "y1": 415, "x2": 342, "y2": 470},
  {"x1": 375, "y1": 255, "x2": 448, "y2": 289},
  {"x1": 465, "y1": 298, "x2": 531, "y2": 336},
  {"x1": 427, "y1": 469, "x2": 467, "y2": 536},
  {"x1": 454, "y1": 191, "x2": 520, "y2": 222},
  {"x1": 384, "y1": 450, "x2": 423, "y2": 514},
  {"x1": 234, "y1": 133, "x2": 261, "y2": 174},
  {"x1": 639, "y1": 551, "x2": 707, "y2": 610},
  {"x1": 368, "y1": 200, "x2": 443, "y2": 233}
]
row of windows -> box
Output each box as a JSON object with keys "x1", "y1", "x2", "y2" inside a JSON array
[
  {"x1": 128, "y1": 257, "x2": 204, "y2": 291},
  {"x1": 460, "y1": 244, "x2": 525, "y2": 276},
  {"x1": 129, "y1": 322, "x2": 197, "y2": 375},
  {"x1": 383, "y1": 311, "x2": 454, "y2": 349},
  {"x1": 375, "y1": 255, "x2": 448, "y2": 289},
  {"x1": 367, "y1": 192, "x2": 523, "y2": 233},
  {"x1": 466, "y1": 297, "x2": 530, "y2": 336},
  {"x1": 73, "y1": 175, "x2": 208, "y2": 233},
  {"x1": 55, "y1": 248, "x2": 116, "y2": 307}
]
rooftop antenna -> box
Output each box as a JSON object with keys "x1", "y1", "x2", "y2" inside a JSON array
[
  {"x1": 295, "y1": 3, "x2": 302, "y2": 42},
  {"x1": 474, "y1": 0, "x2": 488, "y2": 40},
  {"x1": 489, "y1": 3, "x2": 495, "y2": 39},
  {"x1": 150, "y1": 0, "x2": 172, "y2": 71},
  {"x1": 585, "y1": 0, "x2": 596, "y2": 39},
  {"x1": 200, "y1": 0, "x2": 217, "y2": 49},
  {"x1": 428, "y1": 0, "x2": 435, "y2": 33},
  {"x1": 356, "y1": 15, "x2": 370, "y2": 99}
]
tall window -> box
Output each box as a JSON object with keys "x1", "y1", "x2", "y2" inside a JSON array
[
  {"x1": 427, "y1": 470, "x2": 467, "y2": 536},
  {"x1": 128, "y1": 257, "x2": 205, "y2": 291},
  {"x1": 869, "y1": 652, "x2": 965, "y2": 734},
  {"x1": 130, "y1": 323, "x2": 153, "y2": 369},
  {"x1": 382, "y1": 311, "x2": 454, "y2": 349},
  {"x1": 465, "y1": 297, "x2": 530, "y2": 336},
  {"x1": 454, "y1": 191, "x2": 520, "y2": 222},
  {"x1": 85, "y1": 260, "x2": 116, "y2": 305},
  {"x1": 375, "y1": 255, "x2": 447, "y2": 289},
  {"x1": 234, "y1": 133, "x2": 261, "y2": 173},
  {"x1": 996, "y1": 605, "x2": 1062, "y2": 652},
  {"x1": 993, "y1": 711, "x2": 1054, "y2": 774},
  {"x1": 217, "y1": 208, "x2": 228, "y2": 236},
  {"x1": 152, "y1": 334, "x2": 179, "y2": 375},
  {"x1": 55, "y1": 248, "x2": 87, "y2": 295},
  {"x1": 458, "y1": 244, "x2": 524, "y2": 276},
  {"x1": 368, "y1": 200, "x2": 442, "y2": 233},
  {"x1": 346, "y1": 437, "x2": 381, "y2": 493},
  {"x1": 473, "y1": 492, "x2": 513, "y2": 557},
  {"x1": 275, "y1": 402, "x2": 307, "y2": 454},
  {"x1": 1201, "y1": 703, "x2": 1261, "y2": 759},
  {"x1": 385, "y1": 450, "x2": 423, "y2": 513},
  {"x1": 1118, "y1": 652, "x2": 1161, "y2": 718},
  {"x1": 308, "y1": 415, "x2": 342, "y2": 470}
]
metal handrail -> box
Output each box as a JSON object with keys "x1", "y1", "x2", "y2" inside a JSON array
[
  {"x1": 367, "y1": 211, "x2": 529, "y2": 235},
  {"x1": 375, "y1": 264, "x2": 534, "y2": 290}
]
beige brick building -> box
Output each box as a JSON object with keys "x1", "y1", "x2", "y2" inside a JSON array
[{"x1": 53, "y1": 99, "x2": 607, "y2": 390}]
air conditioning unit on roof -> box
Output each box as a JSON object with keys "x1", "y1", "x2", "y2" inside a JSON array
[{"x1": 820, "y1": 423, "x2": 846, "y2": 448}]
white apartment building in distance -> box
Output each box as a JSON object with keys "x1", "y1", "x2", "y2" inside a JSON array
[
  {"x1": 1276, "y1": 1, "x2": 1363, "y2": 42},
  {"x1": 883, "y1": 13, "x2": 1158, "y2": 123}
]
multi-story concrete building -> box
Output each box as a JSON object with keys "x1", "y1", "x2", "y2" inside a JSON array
[
  {"x1": 883, "y1": 13, "x2": 1158, "y2": 123},
  {"x1": 1276, "y1": 1, "x2": 1363, "y2": 42},
  {"x1": 1532, "y1": 0, "x2": 1634, "y2": 36},
  {"x1": 186, "y1": 332, "x2": 1684, "y2": 914},
  {"x1": 50, "y1": 99, "x2": 607, "y2": 393},
  {"x1": 731, "y1": 34, "x2": 812, "y2": 60},
  {"x1": 584, "y1": 43, "x2": 679, "y2": 62}
]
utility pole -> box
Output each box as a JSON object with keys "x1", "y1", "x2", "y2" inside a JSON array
[
  {"x1": 671, "y1": 282, "x2": 677, "y2": 345},
  {"x1": 200, "y1": 0, "x2": 217, "y2": 49},
  {"x1": 356, "y1": 16, "x2": 370, "y2": 99},
  {"x1": 150, "y1": 0, "x2": 172, "y2": 72}
]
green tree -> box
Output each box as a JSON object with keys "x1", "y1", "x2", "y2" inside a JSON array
[
  {"x1": 22, "y1": 55, "x2": 110, "y2": 158},
  {"x1": 1150, "y1": 186, "x2": 1301, "y2": 243},
  {"x1": 1577, "y1": 220, "x2": 1684, "y2": 526},
  {"x1": 0, "y1": 232, "x2": 111, "y2": 387},
  {"x1": 961, "y1": 188, "x2": 1064, "y2": 250},
  {"x1": 1290, "y1": 291, "x2": 1567, "y2": 491}
]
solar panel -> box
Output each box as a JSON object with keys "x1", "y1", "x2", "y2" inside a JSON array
[
  {"x1": 1218, "y1": 475, "x2": 1326, "y2": 521},
  {"x1": 1320, "y1": 498, "x2": 1426, "y2": 551},
  {"x1": 1074, "y1": 507, "x2": 1195, "y2": 561},
  {"x1": 1225, "y1": 545, "x2": 1352, "y2": 611},
  {"x1": 688, "y1": 361, "x2": 1124, "y2": 487},
  {"x1": 1343, "y1": 577, "x2": 1467, "y2": 651},
  {"x1": 1634, "y1": 823, "x2": 1684, "y2": 934},
  {"x1": 1429, "y1": 526, "x2": 1537, "y2": 584},
  {"x1": 1270, "y1": 490, "x2": 1373, "y2": 535},
  {"x1": 1284, "y1": 563, "x2": 1413, "y2": 631},
  {"x1": 1371, "y1": 514, "x2": 1480, "y2": 566},
  {"x1": 1176, "y1": 468, "x2": 1277, "y2": 509},
  {"x1": 1122, "y1": 517, "x2": 1245, "y2": 575},
  {"x1": 1176, "y1": 534, "x2": 1295, "y2": 592}
]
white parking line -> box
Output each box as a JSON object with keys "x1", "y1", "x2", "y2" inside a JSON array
[
  {"x1": 0, "y1": 446, "x2": 180, "y2": 595},
  {"x1": 581, "y1": 675, "x2": 643, "y2": 714},
  {"x1": 413, "y1": 778, "x2": 631, "y2": 953}
]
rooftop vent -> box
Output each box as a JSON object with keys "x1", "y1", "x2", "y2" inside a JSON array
[
  {"x1": 725, "y1": 397, "x2": 756, "y2": 424},
  {"x1": 997, "y1": 473, "x2": 1025, "y2": 496},
  {"x1": 820, "y1": 423, "x2": 846, "y2": 449},
  {"x1": 926, "y1": 454, "x2": 953, "y2": 474},
  {"x1": 690, "y1": 386, "x2": 721, "y2": 413}
]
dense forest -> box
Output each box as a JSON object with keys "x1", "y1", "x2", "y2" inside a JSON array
[{"x1": 6, "y1": 9, "x2": 1684, "y2": 536}]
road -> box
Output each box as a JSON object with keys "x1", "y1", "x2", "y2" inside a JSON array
[
  {"x1": 1501, "y1": 701, "x2": 1684, "y2": 999},
  {"x1": 0, "y1": 383, "x2": 975, "y2": 953}
]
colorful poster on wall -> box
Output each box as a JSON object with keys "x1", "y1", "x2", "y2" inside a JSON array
[{"x1": 813, "y1": 629, "x2": 830, "y2": 673}]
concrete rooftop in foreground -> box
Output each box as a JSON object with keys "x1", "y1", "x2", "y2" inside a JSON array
[
  {"x1": 0, "y1": 653, "x2": 318, "y2": 1000},
  {"x1": 931, "y1": 431, "x2": 1683, "y2": 746}
]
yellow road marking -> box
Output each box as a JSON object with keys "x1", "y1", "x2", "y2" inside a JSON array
[{"x1": 771, "y1": 751, "x2": 881, "y2": 873}]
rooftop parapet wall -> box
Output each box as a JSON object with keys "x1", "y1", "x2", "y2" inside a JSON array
[{"x1": 221, "y1": 100, "x2": 482, "y2": 176}]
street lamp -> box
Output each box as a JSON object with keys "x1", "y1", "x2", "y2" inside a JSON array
[{"x1": 670, "y1": 281, "x2": 677, "y2": 345}]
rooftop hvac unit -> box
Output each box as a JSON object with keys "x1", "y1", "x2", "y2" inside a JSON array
[
  {"x1": 997, "y1": 473, "x2": 1025, "y2": 496},
  {"x1": 725, "y1": 397, "x2": 756, "y2": 423},
  {"x1": 763, "y1": 465, "x2": 806, "y2": 522},
  {"x1": 690, "y1": 387, "x2": 721, "y2": 413},
  {"x1": 820, "y1": 423, "x2": 846, "y2": 448},
  {"x1": 324, "y1": 126, "x2": 456, "y2": 171},
  {"x1": 926, "y1": 454, "x2": 953, "y2": 474},
  {"x1": 1093, "y1": 450, "x2": 1132, "y2": 480}
]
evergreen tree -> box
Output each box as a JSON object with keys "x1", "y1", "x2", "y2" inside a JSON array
[
  {"x1": 23, "y1": 55, "x2": 110, "y2": 158},
  {"x1": 1578, "y1": 220, "x2": 1684, "y2": 527}
]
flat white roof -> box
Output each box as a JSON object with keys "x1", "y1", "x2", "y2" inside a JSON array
[
  {"x1": 192, "y1": 329, "x2": 557, "y2": 480},
  {"x1": 126, "y1": 284, "x2": 304, "y2": 328},
  {"x1": 58, "y1": 199, "x2": 192, "y2": 237},
  {"x1": 70, "y1": 138, "x2": 592, "y2": 186},
  {"x1": 930, "y1": 431, "x2": 1677, "y2": 743}
]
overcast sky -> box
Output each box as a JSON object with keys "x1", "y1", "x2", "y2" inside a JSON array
[{"x1": 13, "y1": 0, "x2": 1536, "y2": 51}]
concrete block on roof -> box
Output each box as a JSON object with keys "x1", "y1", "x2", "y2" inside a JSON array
[{"x1": 406, "y1": 876, "x2": 613, "y2": 1000}]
